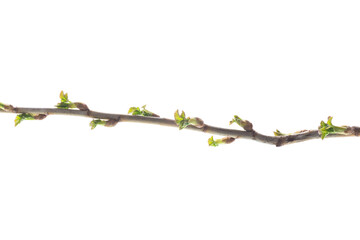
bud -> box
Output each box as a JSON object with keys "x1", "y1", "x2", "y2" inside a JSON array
[
  {"x1": 128, "y1": 105, "x2": 159, "y2": 117},
  {"x1": 221, "y1": 136, "x2": 235, "y2": 144},
  {"x1": 74, "y1": 102, "x2": 89, "y2": 111},
  {"x1": 208, "y1": 136, "x2": 235, "y2": 147},
  {"x1": 230, "y1": 115, "x2": 253, "y2": 132},
  {"x1": 105, "y1": 119, "x2": 119, "y2": 127},
  {"x1": 273, "y1": 129, "x2": 286, "y2": 136},
  {"x1": 189, "y1": 117, "x2": 204, "y2": 128},
  {"x1": 0, "y1": 103, "x2": 15, "y2": 112},
  {"x1": 33, "y1": 114, "x2": 47, "y2": 120}
]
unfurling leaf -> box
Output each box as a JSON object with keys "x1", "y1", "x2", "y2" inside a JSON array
[
  {"x1": 14, "y1": 113, "x2": 34, "y2": 126},
  {"x1": 89, "y1": 119, "x2": 106, "y2": 129},
  {"x1": 56, "y1": 91, "x2": 88, "y2": 110},
  {"x1": 208, "y1": 136, "x2": 219, "y2": 147},
  {"x1": 274, "y1": 129, "x2": 287, "y2": 136},
  {"x1": 0, "y1": 102, "x2": 14, "y2": 112},
  {"x1": 229, "y1": 115, "x2": 253, "y2": 132},
  {"x1": 174, "y1": 110, "x2": 204, "y2": 130},
  {"x1": 128, "y1": 105, "x2": 159, "y2": 117},
  {"x1": 208, "y1": 136, "x2": 235, "y2": 147},
  {"x1": 60, "y1": 90, "x2": 68, "y2": 102},
  {"x1": 318, "y1": 116, "x2": 348, "y2": 140},
  {"x1": 174, "y1": 110, "x2": 190, "y2": 130},
  {"x1": 128, "y1": 107, "x2": 140, "y2": 115},
  {"x1": 14, "y1": 113, "x2": 47, "y2": 126},
  {"x1": 90, "y1": 118, "x2": 118, "y2": 129}
]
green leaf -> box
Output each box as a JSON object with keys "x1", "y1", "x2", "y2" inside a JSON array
[
  {"x1": 128, "y1": 105, "x2": 159, "y2": 117},
  {"x1": 14, "y1": 115, "x2": 22, "y2": 127},
  {"x1": 318, "y1": 116, "x2": 348, "y2": 140},
  {"x1": 89, "y1": 119, "x2": 106, "y2": 130},
  {"x1": 0, "y1": 102, "x2": 14, "y2": 112},
  {"x1": 174, "y1": 109, "x2": 181, "y2": 122},
  {"x1": 208, "y1": 136, "x2": 219, "y2": 147},
  {"x1": 14, "y1": 113, "x2": 35, "y2": 127},
  {"x1": 174, "y1": 110, "x2": 190, "y2": 130},
  {"x1": 56, "y1": 91, "x2": 78, "y2": 109},
  {"x1": 208, "y1": 136, "x2": 235, "y2": 147},
  {"x1": 229, "y1": 115, "x2": 253, "y2": 131},
  {"x1": 274, "y1": 129, "x2": 287, "y2": 136}
]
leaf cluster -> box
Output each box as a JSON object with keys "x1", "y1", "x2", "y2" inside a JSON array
[
  {"x1": 0, "y1": 102, "x2": 14, "y2": 112},
  {"x1": 15, "y1": 113, "x2": 35, "y2": 126},
  {"x1": 89, "y1": 118, "x2": 118, "y2": 129},
  {"x1": 128, "y1": 105, "x2": 159, "y2": 117},
  {"x1": 273, "y1": 129, "x2": 287, "y2": 136},
  {"x1": 89, "y1": 119, "x2": 107, "y2": 129},
  {"x1": 229, "y1": 115, "x2": 253, "y2": 132},
  {"x1": 318, "y1": 116, "x2": 348, "y2": 139},
  {"x1": 208, "y1": 136, "x2": 235, "y2": 147},
  {"x1": 56, "y1": 91, "x2": 76, "y2": 109},
  {"x1": 174, "y1": 110, "x2": 191, "y2": 130},
  {"x1": 174, "y1": 110, "x2": 204, "y2": 130}
]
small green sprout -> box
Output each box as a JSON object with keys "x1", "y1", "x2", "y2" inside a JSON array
[
  {"x1": 229, "y1": 115, "x2": 253, "y2": 132},
  {"x1": 56, "y1": 91, "x2": 75, "y2": 109},
  {"x1": 14, "y1": 113, "x2": 47, "y2": 127},
  {"x1": 208, "y1": 136, "x2": 235, "y2": 147},
  {"x1": 55, "y1": 91, "x2": 89, "y2": 110},
  {"x1": 318, "y1": 116, "x2": 348, "y2": 140},
  {"x1": 90, "y1": 118, "x2": 118, "y2": 129},
  {"x1": 90, "y1": 119, "x2": 106, "y2": 129},
  {"x1": 0, "y1": 102, "x2": 14, "y2": 112},
  {"x1": 174, "y1": 110, "x2": 204, "y2": 130},
  {"x1": 174, "y1": 110, "x2": 189, "y2": 129},
  {"x1": 128, "y1": 105, "x2": 159, "y2": 117},
  {"x1": 273, "y1": 129, "x2": 288, "y2": 136},
  {"x1": 274, "y1": 129, "x2": 308, "y2": 136}
]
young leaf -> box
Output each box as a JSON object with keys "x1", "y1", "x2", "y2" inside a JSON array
[
  {"x1": 128, "y1": 107, "x2": 141, "y2": 115},
  {"x1": 60, "y1": 90, "x2": 68, "y2": 102},
  {"x1": 318, "y1": 116, "x2": 348, "y2": 140},
  {"x1": 208, "y1": 136, "x2": 219, "y2": 147},
  {"x1": 56, "y1": 91, "x2": 86, "y2": 110},
  {"x1": 14, "y1": 113, "x2": 35, "y2": 127},
  {"x1": 90, "y1": 118, "x2": 118, "y2": 129},
  {"x1": 0, "y1": 102, "x2": 14, "y2": 112},
  {"x1": 208, "y1": 136, "x2": 235, "y2": 147},
  {"x1": 128, "y1": 105, "x2": 159, "y2": 117},
  {"x1": 274, "y1": 129, "x2": 287, "y2": 136},
  {"x1": 89, "y1": 119, "x2": 106, "y2": 130},
  {"x1": 174, "y1": 110, "x2": 190, "y2": 130},
  {"x1": 229, "y1": 115, "x2": 253, "y2": 132}
]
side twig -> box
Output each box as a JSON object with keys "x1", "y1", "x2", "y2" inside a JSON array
[{"x1": 1, "y1": 91, "x2": 359, "y2": 147}]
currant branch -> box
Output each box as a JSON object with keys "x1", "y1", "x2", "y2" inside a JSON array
[{"x1": 1, "y1": 91, "x2": 360, "y2": 147}]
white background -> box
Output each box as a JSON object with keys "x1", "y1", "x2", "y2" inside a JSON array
[{"x1": 1, "y1": 1, "x2": 360, "y2": 239}]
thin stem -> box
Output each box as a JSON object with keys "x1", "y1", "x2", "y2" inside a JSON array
[{"x1": 1, "y1": 107, "x2": 359, "y2": 147}]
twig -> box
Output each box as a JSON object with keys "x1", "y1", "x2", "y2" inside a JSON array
[{"x1": 1, "y1": 91, "x2": 359, "y2": 147}]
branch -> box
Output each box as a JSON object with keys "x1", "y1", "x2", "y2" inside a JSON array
[{"x1": 1, "y1": 91, "x2": 359, "y2": 147}]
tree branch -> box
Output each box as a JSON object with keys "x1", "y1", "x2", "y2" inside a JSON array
[{"x1": 1, "y1": 92, "x2": 359, "y2": 147}]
